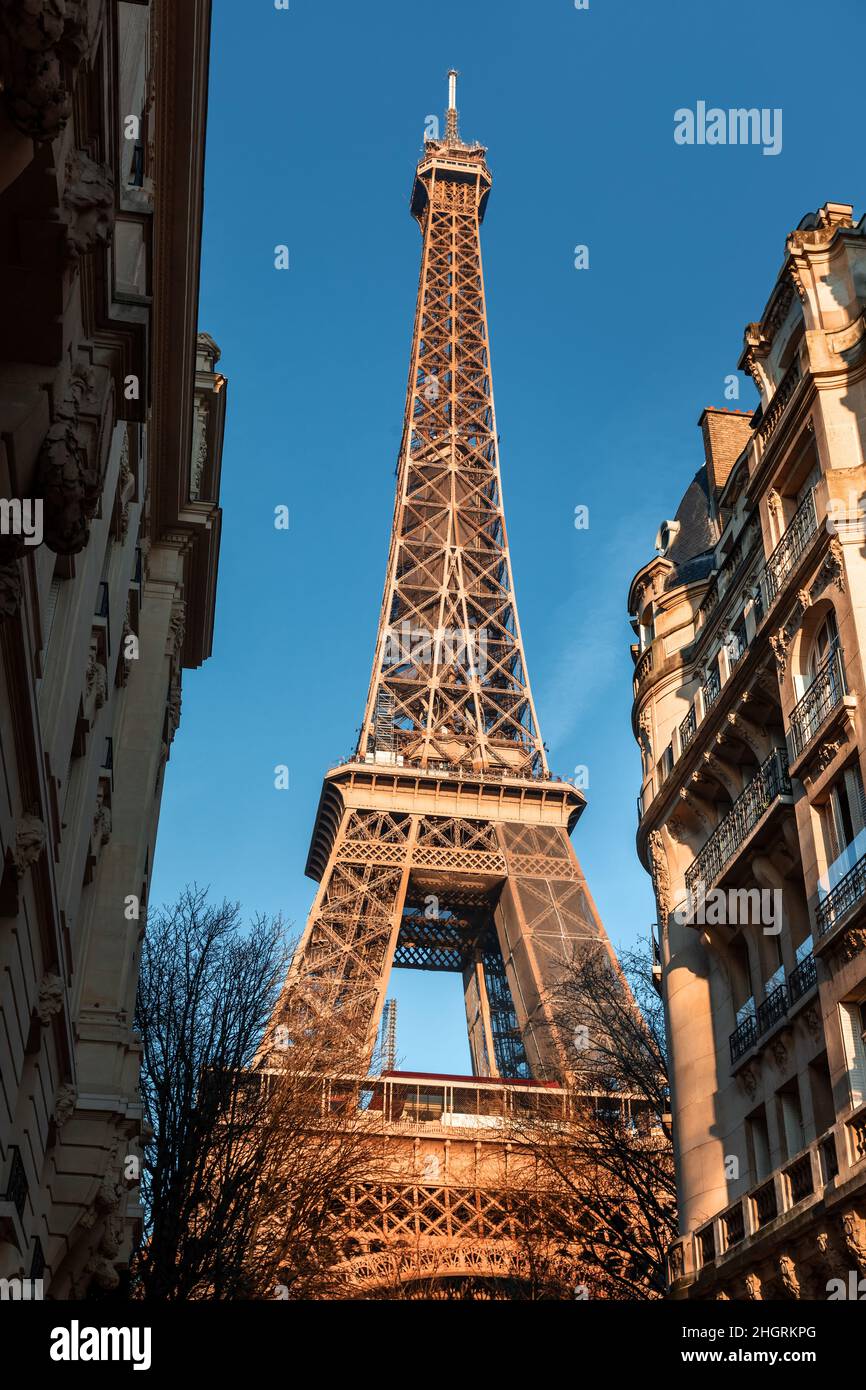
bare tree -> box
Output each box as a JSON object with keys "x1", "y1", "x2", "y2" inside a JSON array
[
  {"x1": 507, "y1": 941, "x2": 677, "y2": 1299},
  {"x1": 132, "y1": 886, "x2": 376, "y2": 1300}
]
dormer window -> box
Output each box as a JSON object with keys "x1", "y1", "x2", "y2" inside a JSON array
[{"x1": 655, "y1": 520, "x2": 680, "y2": 556}]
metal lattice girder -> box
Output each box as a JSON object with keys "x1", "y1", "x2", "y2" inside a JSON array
[
  {"x1": 356, "y1": 124, "x2": 546, "y2": 779},
  {"x1": 262, "y1": 82, "x2": 627, "y2": 1295},
  {"x1": 394, "y1": 908, "x2": 486, "y2": 972},
  {"x1": 269, "y1": 84, "x2": 618, "y2": 1084}
]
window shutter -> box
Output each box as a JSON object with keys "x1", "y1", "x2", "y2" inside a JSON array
[{"x1": 846, "y1": 764, "x2": 866, "y2": 838}]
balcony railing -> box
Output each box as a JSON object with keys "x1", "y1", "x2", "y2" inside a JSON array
[
  {"x1": 815, "y1": 848, "x2": 866, "y2": 938},
  {"x1": 681, "y1": 1122, "x2": 856, "y2": 1285},
  {"x1": 679, "y1": 704, "x2": 697, "y2": 751},
  {"x1": 727, "y1": 618, "x2": 748, "y2": 668},
  {"x1": 757, "y1": 356, "x2": 802, "y2": 445},
  {"x1": 787, "y1": 643, "x2": 846, "y2": 761},
  {"x1": 788, "y1": 950, "x2": 817, "y2": 1003},
  {"x1": 686, "y1": 747, "x2": 791, "y2": 895},
  {"x1": 722, "y1": 1201, "x2": 745, "y2": 1247},
  {"x1": 759, "y1": 489, "x2": 818, "y2": 611},
  {"x1": 703, "y1": 664, "x2": 721, "y2": 710},
  {"x1": 752, "y1": 1177, "x2": 778, "y2": 1230},
  {"x1": 847, "y1": 1109, "x2": 866, "y2": 1165},
  {"x1": 756, "y1": 981, "x2": 788, "y2": 1037},
  {"x1": 633, "y1": 646, "x2": 653, "y2": 691},
  {"x1": 784, "y1": 1151, "x2": 814, "y2": 1205},
  {"x1": 730, "y1": 1013, "x2": 757, "y2": 1063}
]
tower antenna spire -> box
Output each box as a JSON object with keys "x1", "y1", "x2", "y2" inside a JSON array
[{"x1": 445, "y1": 68, "x2": 459, "y2": 143}]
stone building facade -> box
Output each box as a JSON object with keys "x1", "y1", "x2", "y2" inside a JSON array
[
  {"x1": 628, "y1": 202, "x2": 866, "y2": 1299},
  {"x1": 0, "y1": 2, "x2": 224, "y2": 1294}
]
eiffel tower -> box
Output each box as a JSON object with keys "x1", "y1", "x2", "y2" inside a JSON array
[{"x1": 269, "y1": 77, "x2": 617, "y2": 1295}]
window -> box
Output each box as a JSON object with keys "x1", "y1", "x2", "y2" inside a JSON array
[
  {"x1": 820, "y1": 764, "x2": 866, "y2": 866},
  {"x1": 746, "y1": 1107, "x2": 772, "y2": 1183},
  {"x1": 839, "y1": 1001, "x2": 866, "y2": 1110},
  {"x1": 809, "y1": 610, "x2": 839, "y2": 679},
  {"x1": 794, "y1": 608, "x2": 839, "y2": 704},
  {"x1": 796, "y1": 463, "x2": 821, "y2": 507},
  {"x1": 808, "y1": 1052, "x2": 836, "y2": 1135},
  {"x1": 777, "y1": 1082, "x2": 804, "y2": 1160}
]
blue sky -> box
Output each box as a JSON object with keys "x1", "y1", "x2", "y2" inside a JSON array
[{"x1": 151, "y1": 0, "x2": 865, "y2": 1073}]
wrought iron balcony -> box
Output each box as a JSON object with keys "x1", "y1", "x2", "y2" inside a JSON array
[
  {"x1": 759, "y1": 488, "x2": 818, "y2": 611},
  {"x1": 686, "y1": 747, "x2": 791, "y2": 895},
  {"x1": 730, "y1": 1013, "x2": 757, "y2": 1064},
  {"x1": 727, "y1": 618, "x2": 748, "y2": 668},
  {"x1": 788, "y1": 950, "x2": 817, "y2": 1003},
  {"x1": 679, "y1": 703, "x2": 697, "y2": 751},
  {"x1": 757, "y1": 981, "x2": 788, "y2": 1037},
  {"x1": 815, "y1": 849, "x2": 866, "y2": 938},
  {"x1": 787, "y1": 643, "x2": 846, "y2": 761},
  {"x1": 703, "y1": 664, "x2": 721, "y2": 711}
]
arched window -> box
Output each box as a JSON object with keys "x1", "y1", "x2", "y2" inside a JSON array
[
  {"x1": 808, "y1": 609, "x2": 839, "y2": 681},
  {"x1": 790, "y1": 607, "x2": 846, "y2": 763}
]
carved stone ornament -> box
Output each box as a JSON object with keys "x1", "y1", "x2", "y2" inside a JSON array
[
  {"x1": 638, "y1": 706, "x2": 653, "y2": 762},
  {"x1": 647, "y1": 830, "x2": 671, "y2": 924},
  {"x1": 35, "y1": 366, "x2": 101, "y2": 554},
  {"x1": 769, "y1": 627, "x2": 789, "y2": 673},
  {"x1": 667, "y1": 1241, "x2": 685, "y2": 1281},
  {"x1": 787, "y1": 205, "x2": 855, "y2": 255},
  {"x1": 167, "y1": 599, "x2": 186, "y2": 660},
  {"x1": 744, "y1": 1272, "x2": 763, "y2": 1300},
  {"x1": 841, "y1": 1210, "x2": 866, "y2": 1276},
  {"x1": 92, "y1": 799, "x2": 111, "y2": 849},
  {"x1": 191, "y1": 399, "x2": 209, "y2": 500},
  {"x1": 0, "y1": 0, "x2": 91, "y2": 142},
  {"x1": 802, "y1": 1005, "x2": 822, "y2": 1041},
  {"x1": 167, "y1": 675, "x2": 181, "y2": 742},
  {"x1": 737, "y1": 1063, "x2": 759, "y2": 1100},
  {"x1": 778, "y1": 1253, "x2": 800, "y2": 1299},
  {"x1": 769, "y1": 1035, "x2": 789, "y2": 1069},
  {"x1": 13, "y1": 812, "x2": 46, "y2": 877},
  {"x1": 62, "y1": 148, "x2": 115, "y2": 261},
  {"x1": 829, "y1": 926, "x2": 866, "y2": 967},
  {"x1": 85, "y1": 640, "x2": 108, "y2": 710},
  {"x1": 811, "y1": 740, "x2": 843, "y2": 778},
  {"x1": 37, "y1": 971, "x2": 64, "y2": 1025},
  {"x1": 821, "y1": 537, "x2": 845, "y2": 594},
  {"x1": 53, "y1": 1083, "x2": 77, "y2": 1129},
  {"x1": 0, "y1": 558, "x2": 23, "y2": 620}
]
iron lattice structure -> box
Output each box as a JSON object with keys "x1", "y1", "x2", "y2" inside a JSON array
[{"x1": 268, "y1": 79, "x2": 619, "y2": 1296}]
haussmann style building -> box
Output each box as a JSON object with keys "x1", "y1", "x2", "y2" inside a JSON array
[
  {"x1": 629, "y1": 201, "x2": 866, "y2": 1300},
  {"x1": 0, "y1": 1, "x2": 225, "y2": 1295}
]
